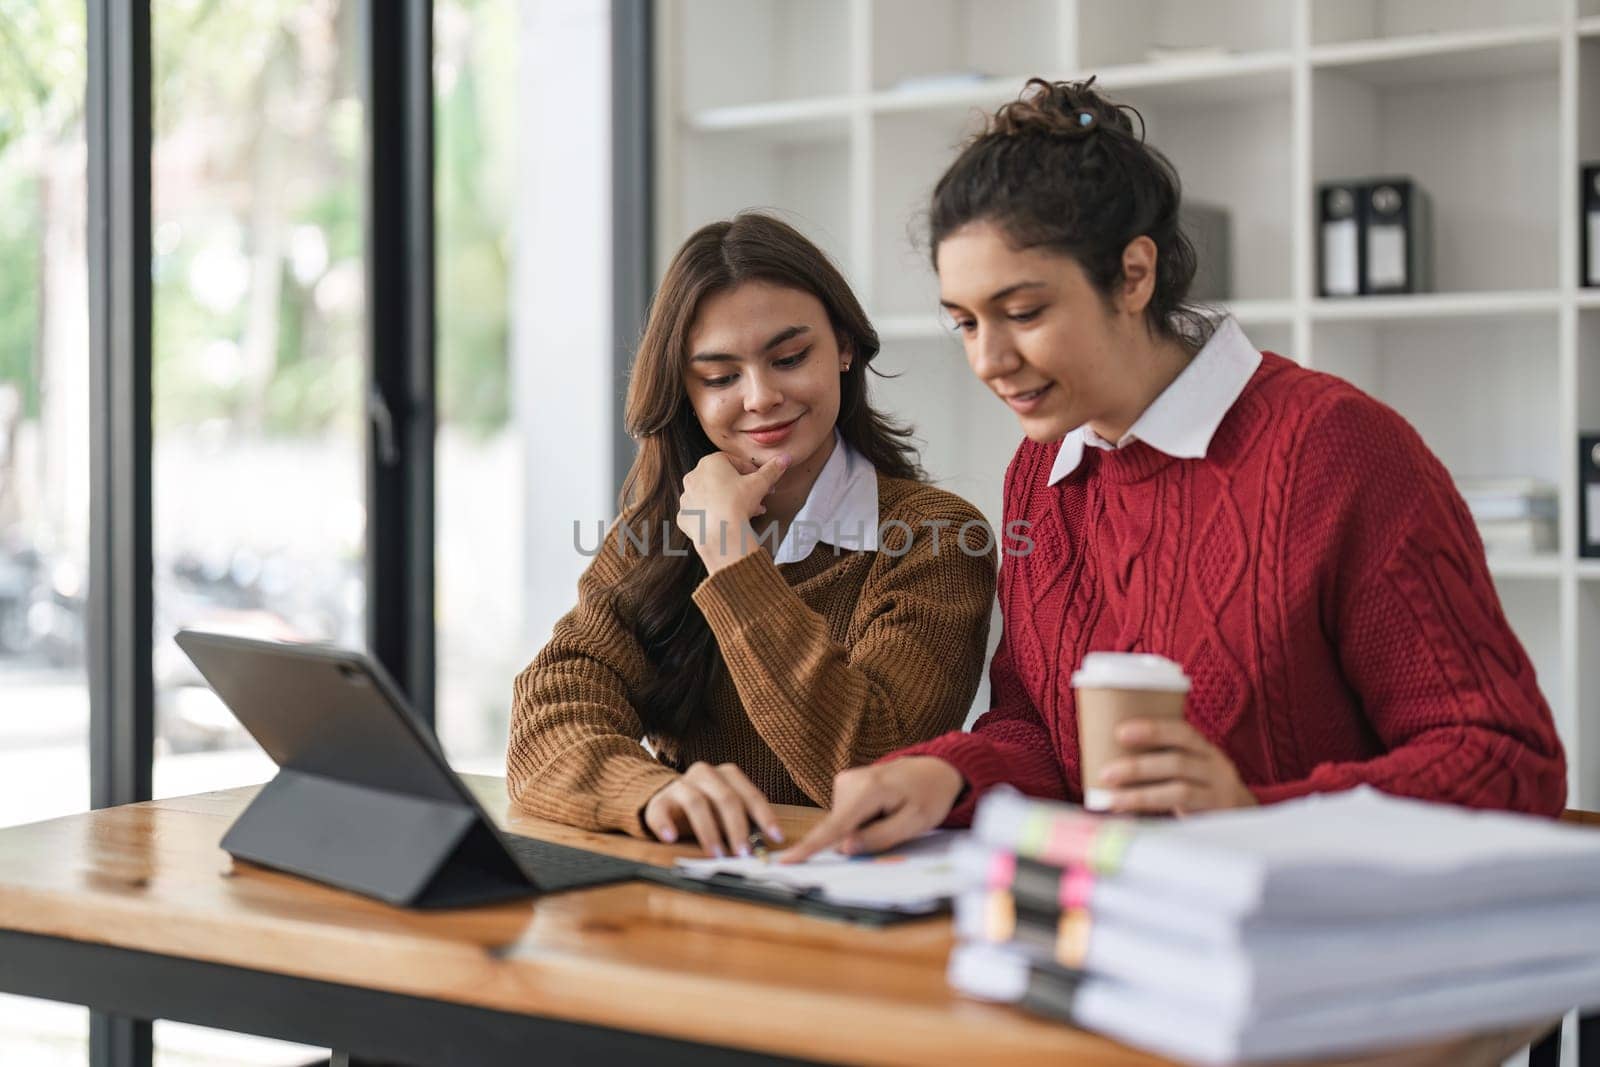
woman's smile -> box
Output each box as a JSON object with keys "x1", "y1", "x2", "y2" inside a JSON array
[
  {"x1": 742, "y1": 412, "x2": 804, "y2": 447},
  {"x1": 998, "y1": 383, "x2": 1055, "y2": 415}
]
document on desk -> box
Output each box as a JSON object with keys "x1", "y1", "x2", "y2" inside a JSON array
[{"x1": 674, "y1": 830, "x2": 968, "y2": 913}]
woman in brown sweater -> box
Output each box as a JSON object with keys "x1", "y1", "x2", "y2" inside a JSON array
[{"x1": 506, "y1": 213, "x2": 997, "y2": 856}]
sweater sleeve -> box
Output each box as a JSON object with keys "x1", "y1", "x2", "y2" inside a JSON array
[
  {"x1": 690, "y1": 495, "x2": 996, "y2": 807},
  {"x1": 505, "y1": 531, "x2": 681, "y2": 837},
  {"x1": 885, "y1": 624, "x2": 1071, "y2": 826},
  {"x1": 1253, "y1": 391, "x2": 1567, "y2": 815},
  {"x1": 876, "y1": 441, "x2": 1069, "y2": 825}
]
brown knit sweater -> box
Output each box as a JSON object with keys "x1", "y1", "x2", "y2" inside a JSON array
[{"x1": 506, "y1": 474, "x2": 997, "y2": 837}]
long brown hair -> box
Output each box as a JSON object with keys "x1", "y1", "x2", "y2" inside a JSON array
[{"x1": 618, "y1": 212, "x2": 921, "y2": 739}]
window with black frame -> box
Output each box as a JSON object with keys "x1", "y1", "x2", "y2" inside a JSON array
[
  {"x1": 147, "y1": 0, "x2": 362, "y2": 1063},
  {"x1": 0, "y1": 0, "x2": 636, "y2": 1061},
  {"x1": 148, "y1": 0, "x2": 368, "y2": 805}
]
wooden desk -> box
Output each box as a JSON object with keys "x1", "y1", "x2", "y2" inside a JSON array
[{"x1": 0, "y1": 775, "x2": 1549, "y2": 1067}]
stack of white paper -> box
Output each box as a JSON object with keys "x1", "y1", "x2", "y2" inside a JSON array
[
  {"x1": 951, "y1": 940, "x2": 1600, "y2": 1066},
  {"x1": 947, "y1": 786, "x2": 1600, "y2": 1064}
]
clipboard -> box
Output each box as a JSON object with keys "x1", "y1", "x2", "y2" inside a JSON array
[
  {"x1": 635, "y1": 866, "x2": 948, "y2": 927},
  {"x1": 646, "y1": 829, "x2": 967, "y2": 926}
]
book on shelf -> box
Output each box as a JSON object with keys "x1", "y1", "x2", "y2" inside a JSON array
[
  {"x1": 1456, "y1": 477, "x2": 1556, "y2": 522},
  {"x1": 1476, "y1": 517, "x2": 1556, "y2": 555}
]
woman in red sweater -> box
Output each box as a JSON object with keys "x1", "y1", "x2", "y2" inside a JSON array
[{"x1": 786, "y1": 78, "x2": 1566, "y2": 861}]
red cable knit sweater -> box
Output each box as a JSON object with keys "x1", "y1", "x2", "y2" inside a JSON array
[{"x1": 895, "y1": 352, "x2": 1567, "y2": 822}]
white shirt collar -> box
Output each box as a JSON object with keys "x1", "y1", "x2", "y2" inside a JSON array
[
  {"x1": 771, "y1": 430, "x2": 881, "y2": 564},
  {"x1": 1047, "y1": 317, "x2": 1263, "y2": 486}
]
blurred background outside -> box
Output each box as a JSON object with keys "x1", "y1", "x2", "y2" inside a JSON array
[{"x1": 0, "y1": 0, "x2": 608, "y2": 1061}]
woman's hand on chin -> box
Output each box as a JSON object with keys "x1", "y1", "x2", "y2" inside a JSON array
[{"x1": 676, "y1": 451, "x2": 789, "y2": 572}]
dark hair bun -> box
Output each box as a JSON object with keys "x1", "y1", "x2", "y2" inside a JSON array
[
  {"x1": 928, "y1": 75, "x2": 1206, "y2": 347},
  {"x1": 990, "y1": 77, "x2": 1139, "y2": 141}
]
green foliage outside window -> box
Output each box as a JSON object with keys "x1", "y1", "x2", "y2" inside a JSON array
[
  {"x1": 0, "y1": 1, "x2": 84, "y2": 419},
  {"x1": 0, "y1": 0, "x2": 516, "y2": 438}
]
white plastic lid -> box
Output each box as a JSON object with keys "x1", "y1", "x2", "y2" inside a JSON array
[{"x1": 1070, "y1": 652, "x2": 1190, "y2": 692}]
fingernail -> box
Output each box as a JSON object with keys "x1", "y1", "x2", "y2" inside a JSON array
[
  {"x1": 766, "y1": 824, "x2": 785, "y2": 843},
  {"x1": 737, "y1": 844, "x2": 750, "y2": 858},
  {"x1": 712, "y1": 846, "x2": 726, "y2": 859},
  {"x1": 659, "y1": 827, "x2": 677, "y2": 843},
  {"x1": 777, "y1": 453, "x2": 791, "y2": 467}
]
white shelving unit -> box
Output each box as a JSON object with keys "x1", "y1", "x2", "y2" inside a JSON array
[{"x1": 656, "y1": 0, "x2": 1600, "y2": 805}]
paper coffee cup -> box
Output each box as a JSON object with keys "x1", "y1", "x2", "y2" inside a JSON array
[{"x1": 1071, "y1": 653, "x2": 1190, "y2": 812}]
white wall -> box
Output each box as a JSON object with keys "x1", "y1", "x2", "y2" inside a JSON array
[{"x1": 514, "y1": 0, "x2": 615, "y2": 653}]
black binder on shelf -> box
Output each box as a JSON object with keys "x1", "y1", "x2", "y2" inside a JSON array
[
  {"x1": 1317, "y1": 182, "x2": 1363, "y2": 298},
  {"x1": 1181, "y1": 200, "x2": 1232, "y2": 302},
  {"x1": 1583, "y1": 164, "x2": 1599, "y2": 289},
  {"x1": 1582, "y1": 435, "x2": 1600, "y2": 560},
  {"x1": 1361, "y1": 178, "x2": 1431, "y2": 295}
]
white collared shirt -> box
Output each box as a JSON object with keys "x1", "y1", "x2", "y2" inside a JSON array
[
  {"x1": 771, "y1": 430, "x2": 881, "y2": 564},
  {"x1": 1047, "y1": 317, "x2": 1263, "y2": 486}
]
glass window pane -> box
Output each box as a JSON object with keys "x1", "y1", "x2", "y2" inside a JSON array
[
  {"x1": 0, "y1": 0, "x2": 92, "y2": 1058},
  {"x1": 151, "y1": 0, "x2": 362, "y2": 1061},
  {"x1": 433, "y1": 0, "x2": 615, "y2": 775},
  {"x1": 435, "y1": 0, "x2": 520, "y2": 773},
  {"x1": 151, "y1": 0, "x2": 365, "y2": 794}
]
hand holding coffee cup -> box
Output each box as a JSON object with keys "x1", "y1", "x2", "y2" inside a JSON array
[{"x1": 1072, "y1": 653, "x2": 1256, "y2": 816}]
